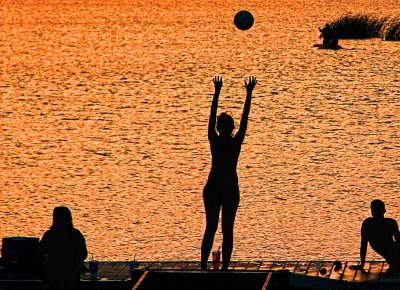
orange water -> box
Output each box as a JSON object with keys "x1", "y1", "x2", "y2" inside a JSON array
[{"x1": 1, "y1": 0, "x2": 399, "y2": 261}]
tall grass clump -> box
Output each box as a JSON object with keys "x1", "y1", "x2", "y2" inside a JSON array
[
  {"x1": 381, "y1": 17, "x2": 400, "y2": 40},
  {"x1": 329, "y1": 14, "x2": 387, "y2": 39}
]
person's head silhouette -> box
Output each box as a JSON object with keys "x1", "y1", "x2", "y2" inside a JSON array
[
  {"x1": 217, "y1": 112, "x2": 234, "y2": 136},
  {"x1": 371, "y1": 199, "x2": 386, "y2": 219},
  {"x1": 52, "y1": 206, "x2": 73, "y2": 231}
]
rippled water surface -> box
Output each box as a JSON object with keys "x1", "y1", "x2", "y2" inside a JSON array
[{"x1": 1, "y1": 0, "x2": 400, "y2": 261}]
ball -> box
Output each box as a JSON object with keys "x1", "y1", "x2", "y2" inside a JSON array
[{"x1": 234, "y1": 10, "x2": 254, "y2": 31}]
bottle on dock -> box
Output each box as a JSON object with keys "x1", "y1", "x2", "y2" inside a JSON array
[
  {"x1": 212, "y1": 246, "x2": 221, "y2": 270},
  {"x1": 88, "y1": 253, "x2": 99, "y2": 280},
  {"x1": 129, "y1": 254, "x2": 139, "y2": 272}
]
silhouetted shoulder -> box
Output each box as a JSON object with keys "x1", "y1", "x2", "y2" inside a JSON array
[
  {"x1": 361, "y1": 217, "x2": 374, "y2": 236},
  {"x1": 72, "y1": 228, "x2": 86, "y2": 245},
  {"x1": 39, "y1": 229, "x2": 54, "y2": 247},
  {"x1": 362, "y1": 217, "x2": 374, "y2": 226},
  {"x1": 385, "y1": 218, "x2": 399, "y2": 227},
  {"x1": 41, "y1": 229, "x2": 51, "y2": 239},
  {"x1": 40, "y1": 228, "x2": 86, "y2": 252},
  {"x1": 73, "y1": 228, "x2": 85, "y2": 238}
]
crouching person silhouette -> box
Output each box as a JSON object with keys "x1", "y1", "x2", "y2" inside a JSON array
[{"x1": 357, "y1": 200, "x2": 400, "y2": 274}]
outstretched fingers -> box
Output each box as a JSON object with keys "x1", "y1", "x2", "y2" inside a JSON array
[
  {"x1": 245, "y1": 76, "x2": 257, "y2": 91},
  {"x1": 213, "y1": 76, "x2": 223, "y2": 83},
  {"x1": 213, "y1": 76, "x2": 223, "y2": 91}
]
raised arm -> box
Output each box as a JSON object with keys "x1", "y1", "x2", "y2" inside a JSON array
[
  {"x1": 208, "y1": 76, "x2": 222, "y2": 142},
  {"x1": 235, "y1": 76, "x2": 257, "y2": 144}
]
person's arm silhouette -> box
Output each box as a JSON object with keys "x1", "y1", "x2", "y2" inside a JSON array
[
  {"x1": 39, "y1": 231, "x2": 51, "y2": 257},
  {"x1": 235, "y1": 76, "x2": 257, "y2": 144},
  {"x1": 208, "y1": 76, "x2": 222, "y2": 143},
  {"x1": 393, "y1": 220, "x2": 400, "y2": 243},
  {"x1": 359, "y1": 220, "x2": 369, "y2": 269},
  {"x1": 74, "y1": 230, "x2": 88, "y2": 265}
]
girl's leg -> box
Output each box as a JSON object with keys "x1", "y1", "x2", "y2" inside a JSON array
[
  {"x1": 221, "y1": 196, "x2": 239, "y2": 270},
  {"x1": 201, "y1": 186, "x2": 221, "y2": 269}
]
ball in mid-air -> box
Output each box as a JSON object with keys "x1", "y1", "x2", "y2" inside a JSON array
[{"x1": 234, "y1": 10, "x2": 254, "y2": 30}]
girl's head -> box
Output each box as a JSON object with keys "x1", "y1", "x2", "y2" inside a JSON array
[
  {"x1": 52, "y1": 206, "x2": 73, "y2": 230},
  {"x1": 371, "y1": 199, "x2": 385, "y2": 218},
  {"x1": 217, "y1": 112, "x2": 234, "y2": 136}
]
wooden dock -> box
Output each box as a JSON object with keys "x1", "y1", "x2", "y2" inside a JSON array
[
  {"x1": 81, "y1": 260, "x2": 393, "y2": 282},
  {"x1": 81, "y1": 260, "x2": 400, "y2": 289},
  {"x1": 1, "y1": 260, "x2": 400, "y2": 290}
]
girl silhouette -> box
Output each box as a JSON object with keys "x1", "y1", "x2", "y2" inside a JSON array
[
  {"x1": 40, "y1": 207, "x2": 87, "y2": 290},
  {"x1": 201, "y1": 76, "x2": 257, "y2": 270}
]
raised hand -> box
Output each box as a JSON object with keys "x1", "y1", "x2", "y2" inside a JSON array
[
  {"x1": 213, "y1": 76, "x2": 223, "y2": 93},
  {"x1": 245, "y1": 76, "x2": 257, "y2": 94}
]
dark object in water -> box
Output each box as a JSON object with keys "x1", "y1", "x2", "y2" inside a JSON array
[{"x1": 313, "y1": 43, "x2": 343, "y2": 50}]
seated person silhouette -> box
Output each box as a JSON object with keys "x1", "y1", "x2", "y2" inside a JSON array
[
  {"x1": 357, "y1": 199, "x2": 400, "y2": 273},
  {"x1": 40, "y1": 207, "x2": 88, "y2": 290},
  {"x1": 319, "y1": 23, "x2": 338, "y2": 46}
]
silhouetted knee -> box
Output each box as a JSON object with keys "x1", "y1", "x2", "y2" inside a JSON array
[
  {"x1": 382, "y1": 253, "x2": 399, "y2": 272},
  {"x1": 222, "y1": 221, "x2": 234, "y2": 236},
  {"x1": 222, "y1": 227, "x2": 233, "y2": 238},
  {"x1": 205, "y1": 223, "x2": 218, "y2": 237}
]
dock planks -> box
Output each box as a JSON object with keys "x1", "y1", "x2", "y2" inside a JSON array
[
  {"x1": 1, "y1": 260, "x2": 397, "y2": 290},
  {"x1": 99, "y1": 260, "x2": 392, "y2": 282}
]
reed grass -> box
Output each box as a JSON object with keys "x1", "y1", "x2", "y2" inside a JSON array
[
  {"x1": 328, "y1": 14, "x2": 400, "y2": 41},
  {"x1": 381, "y1": 17, "x2": 400, "y2": 40}
]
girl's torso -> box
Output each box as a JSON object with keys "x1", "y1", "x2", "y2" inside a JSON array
[{"x1": 208, "y1": 136, "x2": 241, "y2": 189}]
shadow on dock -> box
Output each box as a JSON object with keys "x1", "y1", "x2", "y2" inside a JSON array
[
  {"x1": 0, "y1": 270, "x2": 290, "y2": 290},
  {"x1": 130, "y1": 269, "x2": 290, "y2": 290}
]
